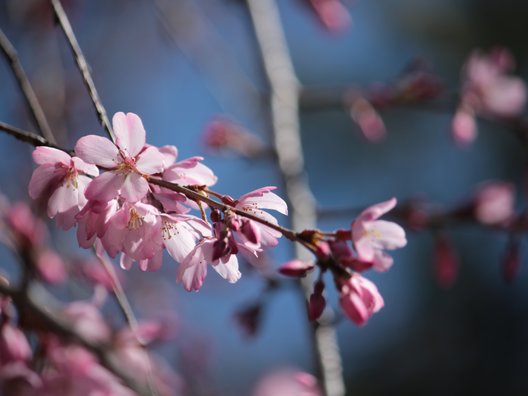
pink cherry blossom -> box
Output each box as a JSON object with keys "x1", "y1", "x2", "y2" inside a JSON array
[
  {"x1": 29, "y1": 147, "x2": 98, "y2": 229},
  {"x1": 0, "y1": 323, "x2": 32, "y2": 364},
  {"x1": 176, "y1": 236, "x2": 241, "y2": 291},
  {"x1": 163, "y1": 152, "x2": 217, "y2": 187},
  {"x1": 338, "y1": 274, "x2": 384, "y2": 326},
  {"x1": 234, "y1": 186, "x2": 288, "y2": 248},
  {"x1": 278, "y1": 259, "x2": 315, "y2": 277},
  {"x1": 308, "y1": 0, "x2": 351, "y2": 33},
  {"x1": 352, "y1": 197, "x2": 407, "y2": 271},
  {"x1": 473, "y1": 181, "x2": 515, "y2": 225},
  {"x1": 101, "y1": 201, "x2": 162, "y2": 261},
  {"x1": 75, "y1": 112, "x2": 165, "y2": 203}
]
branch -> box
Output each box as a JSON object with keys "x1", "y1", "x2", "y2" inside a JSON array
[
  {"x1": 246, "y1": 1, "x2": 345, "y2": 395},
  {"x1": 49, "y1": 0, "x2": 115, "y2": 143},
  {"x1": 0, "y1": 121, "x2": 68, "y2": 152},
  {"x1": 0, "y1": 29, "x2": 56, "y2": 144}
]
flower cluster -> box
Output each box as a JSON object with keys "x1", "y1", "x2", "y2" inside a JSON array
[
  {"x1": 29, "y1": 112, "x2": 288, "y2": 291},
  {"x1": 280, "y1": 197, "x2": 407, "y2": 325},
  {"x1": 452, "y1": 48, "x2": 527, "y2": 145}
]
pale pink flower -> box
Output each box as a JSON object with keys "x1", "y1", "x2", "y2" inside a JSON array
[
  {"x1": 76, "y1": 199, "x2": 119, "y2": 249},
  {"x1": 473, "y1": 181, "x2": 515, "y2": 225},
  {"x1": 62, "y1": 302, "x2": 111, "y2": 344},
  {"x1": 252, "y1": 369, "x2": 322, "y2": 396},
  {"x1": 101, "y1": 201, "x2": 162, "y2": 261},
  {"x1": 0, "y1": 324, "x2": 32, "y2": 364},
  {"x1": 234, "y1": 186, "x2": 288, "y2": 248},
  {"x1": 338, "y1": 274, "x2": 384, "y2": 326},
  {"x1": 161, "y1": 214, "x2": 211, "y2": 264},
  {"x1": 163, "y1": 153, "x2": 217, "y2": 187},
  {"x1": 176, "y1": 237, "x2": 241, "y2": 291},
  {"x1": 29, "y1": 147, "x2": 98, "y2": 229},
  {"x1": 75, "y1": 112, "x2": 165, "y2": 203},
  {"x1": 453, "y1": 49, "x2": 526, "y2": 145},
  {"x1": 352, "y1": 197, "x2": 407, "y2": 271}
]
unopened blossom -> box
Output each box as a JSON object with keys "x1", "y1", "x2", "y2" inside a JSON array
[
  {"x1": 29, "y1": 147, "x2": 98, "y2": 229},
  {"x1": 307, "y1": 0, "x2": 351, "y2": 33},
  {"x1": 433, "y1": 234, "x2": 458, "y2": 288},
  {"x1": 338, "y1": 274, "x2": 384, "y2": 326},
  {"x1": 75, "y1": 112, "x2": 165, "y2": 203},
  {"x1": 0, "y1": 323, "x2": 32, "y2": 364},
  {"x1": 453, "y1": 48, "x2": 526, "y2": 145},
  {"x1": 473, "y1": 181, "x2": 515, "y2": 225},
  {"x1": 308, "y1": 280, "x2": 326, "y2": 321},
  {"x1": 278, "y1": 259, "x2": 315, "y2": 277},
  {"x1": 350, "y1": 98, "x2": 386, "y2": 142},
  {"x1": 352, "y1": 197, "x2": 407, "y2": 271}
]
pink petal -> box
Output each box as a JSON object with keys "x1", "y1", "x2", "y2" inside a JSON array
[
  {"x1": 32, "y1": 146, "x2": 71, "y2": 165},
  {"x1": 120, "y1": 173, "x2": 149, "y2": 203},
  {"x1": 135, "y1": 146, "x2": 164, "y2": 175},
  {"x1": 48, "y1": 182, "x2": 80, "y2": 217},
  {"x1": 75, "y1": 135, "x2": 120, "y2": 168},
  {"x1": 28, "y1": 164, "x2": 63, "y2": 199},
  {"x1": 212, "y1": 254, "x2": 241, "y2": 283},
  {"x1": 238, "y1": 187, "x2": 288, "y2": 215},
  {"x1": 452, "y1": 109, "x2": 477, "y2": 146},
  {"x1": 278, "y1": 259, "x2": 315, "y2": 277},
  {"x1": 356, "y1": 197, "x2": 397, "y2": 223},
  {"x1": 113, "y1": 112, "x2": 146, "y2": 158},
  {"x1": 158, "y1": 145, "x2": 178, "y2": 168},
  {"x1": 177, "y1": 243, "x2": 209, "y2": 291},
  {"x1": 72, "y1": 157, "x2": 99, "y2": 177},
  {"x1": 85, "y1": 171, "x2": 126, "y2": 202},
  {"x1": 366, "y1": 220, "x2": 407, "y2": 250},
  {"x1": 164, "y1": 222, "x2": 198, "y2": 263}
]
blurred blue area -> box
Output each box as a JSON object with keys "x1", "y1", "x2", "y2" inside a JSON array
[{"x1": 1, "y1": 0, "x2": 528, "y2": 395}]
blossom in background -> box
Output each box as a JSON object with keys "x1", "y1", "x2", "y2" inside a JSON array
[
  {"x1": 307, "y1": 0, "x2": 351, "y2": 33},
  {"x1": 75, "y1": 112, "x2": 165, "y2": 203},
  {"x1": 252, "y1": 369, "x2": 322, "y2": 396},
  {"x1": 28, "y1": 147, "x2": 98, "y2": 229},
  {"x1": 433, "y1": 233, "x2": 458, "y2": 288},
  {"x1": 452, "y1": 48, "x2": 527, "y2": 145},
  {"x1": 352, "y1": 197, "x2": 407, "y2": 271},
  {"x1": 338, "y1": 273, "x2": 384, "y2": 326},
  {"x1": 472, "y1": 181, "x2": 515, "y2": 225}
]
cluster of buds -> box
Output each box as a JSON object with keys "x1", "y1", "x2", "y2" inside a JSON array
[{"x1": 280, "y1": 198, "x2": 407, "y2": 325}]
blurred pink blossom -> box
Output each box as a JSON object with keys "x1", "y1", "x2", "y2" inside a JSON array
[
  {"x1": 252, "y1": 369, "x2": 322, "y2": 396},
  {"x1": 473, "y1": 181, "x2": 515, "y2": 225}
]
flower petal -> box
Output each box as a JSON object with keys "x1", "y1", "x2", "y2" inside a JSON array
[
  {"x1": 135, "y1": 146, "x2": 164, "y2": 175},
  {"x1": 28, "y1": 164, "x2": 63, "y2": 200},
  {"x1": 120, "y1": 173, "x2": 148, "y2": 203},
  {"x1": 75, "y1": 135, "x2": 119, "y2": 168},
  {"x1": 113, "y1": 112, "x2": 146, "y2": 158},
  {"x1": 85, "y1": 172, "x2": 125, "y2": 202},
  {"x1": 32, "y1": 146, "x2": 71, "y2": 165}
]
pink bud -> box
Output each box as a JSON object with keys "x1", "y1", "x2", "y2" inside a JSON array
[
  {"x1": 0, "y1": 324, "x2": 32, "y2": 363},
  {"x1": 502, "y1": 240, "x2": 520, "y2": 283},
  {"x1": 433, "y1": 234, "x2": 458, "y2": 288},
  {"x1": 309, "y1": 0, "x2": 351, "y2": 32},
  {"x1": 350, "y1": 98, "x2": 386, "y2": 142},
  {"x1": 307, "y1": 280, "x2": 326, "y2": 321},
  {"x1": 452, "y1": 108, "x2": 477, "y2": 146},
  {"x1": 241, "y1": 220, "x2": 261, "y2": 245},
  {"x1": 338, "y1": 274, "x2": 384, "y2": 326},
  {"x1": 278, "y1": 260, "x2": 315, "y2": 277}
]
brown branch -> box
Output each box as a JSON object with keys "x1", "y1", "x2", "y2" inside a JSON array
[
  {"x1": 49, "y1": 0, "x2": 115, "y2": 143},
  {"x1": 245, "y1": 1, "x2": 345, "y2": 395},
  {"x1": 0, "y1": 29, "x2": 56, "y2": 144},
  {"x1": 0, "y1": 121, "x2": 69, "y2": 152}
]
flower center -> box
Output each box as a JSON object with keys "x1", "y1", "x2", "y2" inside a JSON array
[
  {"x1": 64, "y1": 167, "x2": 79, "y2": 189},
  {"x1": 127, "y1": 208, "x2": 144, "y2": 230}
]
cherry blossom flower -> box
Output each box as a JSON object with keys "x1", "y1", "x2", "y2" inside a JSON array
[
  {"x1": 75, "y1": 112, "x2": 165, "y2": 203},
  {"x1": 233, "y1": 186, "x2": 288, "y2": 248},
  {"x1": 352, "y1": 197, "x2": 407, "y2": 271},
  {"x1": 278, "y1": 259, "x2": 315, "y2": 277},
  {"x1": 473, "y1": 181, "x2": 515, "y2": 225},
  {"x1": 338, "y1": 274, "x2": 384, "y2": 326},
  {"x1": 176, "y1": 236, "x2": 241, "y2": 291},
  {"x1": 29, "y1": 147, "x2": 98, "y2": 229},
  {"x1": 453, "y1": 48, "x2": 526, "y2": 145},
  {"x1": 307, "y1": 0, "x2": 351, "y2": 33}
]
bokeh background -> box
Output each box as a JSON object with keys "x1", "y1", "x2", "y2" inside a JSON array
[{"x1": 1, "y1": 0, "x2": 528, "y2": 395}]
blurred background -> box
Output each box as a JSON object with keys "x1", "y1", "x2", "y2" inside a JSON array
[{"x1": 1, "y1": 0, "x2": 528, "y2": 395}]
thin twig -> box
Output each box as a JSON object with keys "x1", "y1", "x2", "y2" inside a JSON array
[
  {"x1": 49, "y1": 0, "x2": 115, "y2": 142},
  {"x1": 246, "y1": 1, "x2": 345, "y2": 395},
  {"x1": 0, "y1": 121, "x2": 69, "y2": 152},
  {"x1": 0, "y1": 29, "x2": 56, "y2": 144}
]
